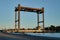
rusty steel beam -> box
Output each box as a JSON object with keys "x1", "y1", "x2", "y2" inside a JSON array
[
  {"x1": 38, "y1": 21, "x2": 43, "y2": 23},
  {"x1": 18, "y1": 4, "x2": 20, "y2": 31},
  {"x1": 37, "y1": 13, "x2": 39, "y2": 27},
  {"x1": 15, "y1": 4, "x2": 44, "y2": 13},
  {"x1": 20, "y1": 6, "x2": 41, "y2": 10},
  {"x1": 42, "y1": 12, "x2": 44, "y2": 31},
  {"x1": 15, "y1": 11, "x2": 17, "y2": 30}
]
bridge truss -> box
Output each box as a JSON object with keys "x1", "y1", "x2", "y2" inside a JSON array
[{"x1": 15, "y1": 4, "x2": 44, "y2": 31}]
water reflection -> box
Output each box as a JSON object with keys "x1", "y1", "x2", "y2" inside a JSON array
[{"x1": 25, "y1": 33, "x2": 60, "y2": 38}]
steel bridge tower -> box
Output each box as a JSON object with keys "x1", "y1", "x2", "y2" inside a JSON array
[{"x1": 15, "y1": 4, "x2": 44, "y2": 32}]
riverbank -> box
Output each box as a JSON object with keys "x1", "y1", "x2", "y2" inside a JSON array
[{"x1": 0, "y1": 32, "x2": 60, "y2": 40}]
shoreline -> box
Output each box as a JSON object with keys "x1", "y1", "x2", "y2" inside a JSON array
[{"x1": 0, "y1": 32, "x2": 60, "y2": 40}]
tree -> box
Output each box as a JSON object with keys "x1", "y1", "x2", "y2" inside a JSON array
[
  {"x1": 56, "y1": 26, "x2": 60, "y2": 31},
  {"x1": 49, "y1": 25, "x2": 55, "y2": 31}
]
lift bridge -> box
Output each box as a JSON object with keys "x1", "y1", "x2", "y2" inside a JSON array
[{"x1": 6, "y1": 4, "x2": 44, "y2": 33}]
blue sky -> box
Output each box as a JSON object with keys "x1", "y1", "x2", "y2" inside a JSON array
[{"x1": 0, "y1": 0, "x2": 60, "y2": 29}]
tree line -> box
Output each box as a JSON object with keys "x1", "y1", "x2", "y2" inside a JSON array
[{"x1": 45, "y1": 25, "x2": 60, "y2": 32}]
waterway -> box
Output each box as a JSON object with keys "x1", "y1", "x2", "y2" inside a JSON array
[
  {"x1": 25, "y1": 33, "x2": 60, "y2": 38},
  {"x1": 0, "y1": 32, "x2": 60, "y2": 40},
  {"x1": 13, "y1": 33, "x2": 60, "y2": 38}
]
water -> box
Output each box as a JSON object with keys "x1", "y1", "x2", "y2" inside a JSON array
[
  {"x1": 12, "y1": 33, "x2": 60, "y2": 38},
  {"x1": 25, "y1": 33, "x2": 60, "y2": 38}
]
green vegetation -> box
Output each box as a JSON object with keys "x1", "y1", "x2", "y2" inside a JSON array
[{"x1": 45, "y1": 25, "x2": 60, "y2": 32}]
